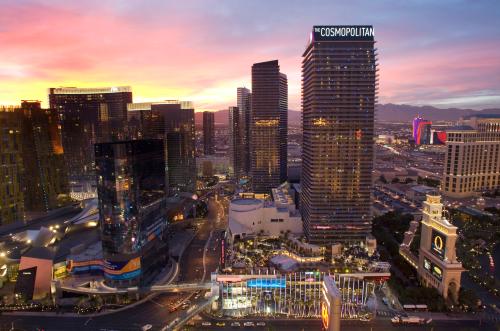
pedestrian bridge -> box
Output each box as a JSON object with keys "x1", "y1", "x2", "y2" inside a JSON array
[
  {"x1": 58, "y1": 280, "x2": 212, "y2": 296},
  {"x1": 149, "y1": 282, "x2": 212, "y2": 292}
]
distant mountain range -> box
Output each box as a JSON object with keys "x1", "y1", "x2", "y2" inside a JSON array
[
  {"x1": 195, "y1": 104, "x2": 500, "y2": 126},
  {"x1": 376, "y1": 104, "x2": 500, "y2": 122}
]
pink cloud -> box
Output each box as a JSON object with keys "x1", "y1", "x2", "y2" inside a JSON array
[{"x1": 0, "y1": 1, "x2": 499, "y2": 110}]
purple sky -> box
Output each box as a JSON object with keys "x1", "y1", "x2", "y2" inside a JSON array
[{"x1": 0, "y1": 0, "x2": 499, "y2": 110}]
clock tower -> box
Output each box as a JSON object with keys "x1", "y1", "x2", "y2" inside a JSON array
[{"x1": 418, "y1": 192, "x2": 464, "y2": 302}]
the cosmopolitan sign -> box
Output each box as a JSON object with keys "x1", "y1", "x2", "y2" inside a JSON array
[{"x1": 312, "y1": 25, "x2": 374, "y2": 42}]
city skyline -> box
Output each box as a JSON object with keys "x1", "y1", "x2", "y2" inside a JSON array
[{"x1": 1, "y1": 0, "x2": 499, "y2": 111}]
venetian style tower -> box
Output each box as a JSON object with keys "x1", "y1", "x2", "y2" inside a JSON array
[{"x1": 418, "y1": 192, "x2": 464, "y2": 301}]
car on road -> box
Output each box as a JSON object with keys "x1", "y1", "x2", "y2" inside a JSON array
[
  {"x1": 201, "y1": 321, "x2": 212, "y2": 326},
  {"x1": 216, "y1": 322, "x2": 226, "y2": 327},
  {"x1": 256, "y1": 322, "x2": 266, "y2": 326},
  {"x1": 243, "y1": 321, "x2": 255, "y2": 327},
  {"x1": 230, "y1": 321, "x2": 241, "y2": 327}
]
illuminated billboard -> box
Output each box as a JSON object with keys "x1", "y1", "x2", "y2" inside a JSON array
[
  {"x1": 247, "y1": 278, "x2": 286, "y2": 288},
  {"x1": 321, "y1": 301, "x2": 329, "y2": 329},
  {"x1": 103, "y1": 257, "x2": 141, "y2": 281},
  {"x1": 423, "y1": 257, "x2": 443, "y2": 281},
  {"x1": 311, "y1": 25, "x2": 374, "y2": 42},
  {"x1": 431, "y1": 229, "x2": 446, "y2": 260}
]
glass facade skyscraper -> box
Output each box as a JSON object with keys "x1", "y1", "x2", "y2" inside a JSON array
[
  {"x1": 0, "y1": 106, "x2": 24, "y2": 225},
  {"x1": 301, "y1": 26, "x2": 378, "y2": 244},
  {"x1": 20, "y1": 101, "x2": 68, "y2": 212},
  {"x1": 250, "y1": 60, "x2": 288, "y2": 193},
  {"x1": 237, "y1": 87, "x2": 252, "y2": 175},
  {"x1": 203, "y1": 111, "x2": 215, "y2": 155},
  {"x1": 95, "y1": 139, "x2": 167, "y2": 286},
  {"x1": 49, "y1": 86, "x2": 133, "y2": 182},
  {"x1": 126, "y1": 101, "x2": 196, "y2": 195},
  {"x1": 229, "y1": 106, "x2": 244, "y2": 179}
]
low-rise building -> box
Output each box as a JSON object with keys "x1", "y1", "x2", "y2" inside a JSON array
[{"x1": 228, "y1": 183, "x2": 302, "y2": 240}]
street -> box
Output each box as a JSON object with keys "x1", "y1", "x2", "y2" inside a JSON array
[{"x1": 0, "y1": 196, "x2": 227, "y2": 331}]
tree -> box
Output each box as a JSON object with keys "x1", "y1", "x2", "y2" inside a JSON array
[{"x1": 458, "y1": 288, "x2": 480, "y2": 311}]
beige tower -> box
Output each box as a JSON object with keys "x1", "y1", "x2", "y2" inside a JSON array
[{"x1": 418, "y1": 192, "x2": 464, "y2": 302}]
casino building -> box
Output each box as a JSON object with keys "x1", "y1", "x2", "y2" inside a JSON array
[
  {"x1": 95, "y1": 139, "x2": 168, "y2": 287},
  {"x1": 442, "y1": 116, "x2": 500, "y2": 198},
  {"x1": 413, "y1": 116, "x2": 432, "y2": 145},
  {"x1": 301, "y1": 26, "x2": 378, "y2": 244},
  {"x1": 418, "y1": 193, "x2": 463, "y2": 301}
]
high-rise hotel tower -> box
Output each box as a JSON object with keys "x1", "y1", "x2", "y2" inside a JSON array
[
  {"x1": 250, "y1": 60, "x2": 288, "y2": 193},
  {"x1": 301, "y1": 26, "x2": 378, "y2": 244},
  {"x1": 237, "y1": 87, "x2": 252, "y2": 175}
]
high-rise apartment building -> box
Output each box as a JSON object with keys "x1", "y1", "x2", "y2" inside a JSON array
[
  {"x1": 301, "y1": 26, "x2": 378, "y2": 244},
  {"x1": 0, "y1": 101, "x2": 69, "y2": 225},
  {"x1": 49, "y1": 86, "x2": 132, "y2": 181},
  {"x1": 126, "y1": 101, "x2": 196, "y2": 194},
  {"x1": 95, "y1": 139, "x2": 168, "y2": 286},
  {"x1": 203, "y1": 111, "x2": 215, "y2": 155},
  {"x1": 250, "y1": 60, "x2": 288, "y2": 193},
  {"x1": 237, "y1": 87, "x2": 252, "y2": 174},
  {"x1": 442, "y1": 116, "x2": 500, "y2": 198},
  {"x1": 20, "y1": 101, "x2": 68, "y2": 211},
  {"x1": 0, "y1": 106, "x2": 24, "y2": 225}
]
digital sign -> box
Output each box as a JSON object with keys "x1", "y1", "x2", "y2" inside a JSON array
[
  {"x1": 246, "y1": 278, "x2": 286, "y2": 289},
  {"x1": 431, "y1": 229, "x2": 446, "y2": 260},
  {"x1": 103, "y1": 257, "x2": 141, "y2": 280},
  {"x1": 312, "y1": 25, "x2": 374, "y2": 42},
  {"x1": 423, "y1": 257, "x2": 443, "y2": 281},
  {"x1": 321, "y1": 301, "x2": 329, "y2": 330}
]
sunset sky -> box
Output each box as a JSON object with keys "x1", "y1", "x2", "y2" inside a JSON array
[{"x1": 1, "y1": 0, "x2": 499, "y2": 111}]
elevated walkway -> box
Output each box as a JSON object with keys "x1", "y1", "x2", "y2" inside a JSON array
[
  {"x1": 58, "y1": 279, "x2": 212, "y2": 295},
  {"x1": 163, "y1": 285, "x2": 219, "y2": 331}
]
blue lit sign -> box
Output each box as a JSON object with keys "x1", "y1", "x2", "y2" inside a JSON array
[{"x1": 247, "y1": 278, "x2": 286, "y2": 289}]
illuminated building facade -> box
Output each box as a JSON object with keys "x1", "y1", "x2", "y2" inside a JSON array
[
  {"x1": 301, "y1": 26, "x2": 377, "y2": 244},
  {"x1": 0, "y1": 101, "x2": 68, "y2": 225},
  {"x1": 95, "y1": 139, "x2": 168, "y2": 286},
  {"x1": 216, "y1": 272, "x2": 385, "y2": 319},
  {"x1": 430, "y1": 130, "x2": 447, "y2": 145},
  {"x1": 250, "y1": 60, "x2": 288, "y2": 193},
  {"x1": 443, "y1": 116, "x2": 500, "y2": 198},
  {"x1": 418, "y1": 193, "x2": 463, "y2": 301},
  {"x1": 412, "y1": 116, "x2": 432, "y2": 145},
  {"x1": 203, "y1": 111, "x2": 215, "y2": 155},
  {"x1": 20, "y1": 101, "x2": 68, "y2": 212},
  {"x1": 49, "y1": 86, "x2": 133, "y2": 181},
  {"x1": 321, "y1": 275, "x2": 341, "y2": 331},
  {"x1": 0, "y1": 106, "x2": 24, "y2": 225},
  {"x1": 126, "y1": 101, "x2": 196, "y2": 194},
  {"x1": 237, "y1": 87, "x2": 252, "y2": 175}
]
